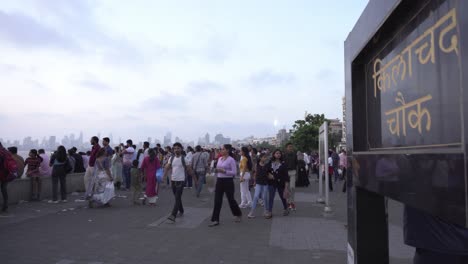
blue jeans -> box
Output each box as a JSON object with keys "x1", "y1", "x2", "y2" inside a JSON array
[
  {"x1": 195, "y1": 171, "x2": 206, "y2": 196},
  {"x1": 250, "y1": 184, "x2": 269, "y2": 212},
  {"x1": 185, "y1": 174, "x2": 193, "y2": 188},
  {"x1": 171, "y1": 181, "x2": 185, "y2": 217},
  {"x1": 268, "y1": 185, "x2": 288, "y2": 212},
  {"x1": 122, "y1": 164, "x2": 131, "y2": 189}
]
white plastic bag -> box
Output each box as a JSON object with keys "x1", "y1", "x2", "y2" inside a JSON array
[
  {"x1": 206, "y1": 172, "x2": 216, "y2": 193},
  {"x1": 94, "y1": 182, "x2": 115, "y2": 204},
  {"x1": 102, "y1": 182, "x2": 115, "y2": 204}
]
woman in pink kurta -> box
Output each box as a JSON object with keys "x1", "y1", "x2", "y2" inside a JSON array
[{"x1": 140, "y1": 149, "x2": 161, "y2": 205}]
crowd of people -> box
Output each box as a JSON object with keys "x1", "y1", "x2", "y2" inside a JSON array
[{"x1": 0, "y1": 137, "x2": 348, "y2": 225}]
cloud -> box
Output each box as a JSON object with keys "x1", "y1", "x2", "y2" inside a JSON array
[
  {"x1": 248, "y1": 69, "x2": 295, "y2": 87},
  {"x1": 315, "y1": 69, "x2": 335, "y2": 81},
  {"x1": 186, "y1": 80, "x2": 226, "y2": 94},
  {"x1": 142, "y1": 93, "x2": 189, "y2": 110},
  {"x1": 0, "y1": 10, "x2": 78, "y2": 51},
  {"x1": 201, "y1": 33, "x2": 236, "y2": 64},
  {"x1": 78, "y1": 78, "x2": 114, "y2": 91}
]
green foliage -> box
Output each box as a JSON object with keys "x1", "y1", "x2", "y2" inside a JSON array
[
  {"x1": 253, "y1": 141, "x2": 277, "y2": 150},
  {"x1": 289, "y1": 113, "x2": 343, "y2": 152},
  {"x1": 289, "y1": 113, "x2": 326, "y2": 152}
]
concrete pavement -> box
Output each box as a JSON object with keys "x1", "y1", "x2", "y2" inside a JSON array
[{"x1": 0, "y1": 176, "x2": 414, "y2": 264}]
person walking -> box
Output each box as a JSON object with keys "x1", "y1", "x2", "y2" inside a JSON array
[
  {"x1": 248, "y1": 153, "x2": 270, "y2": 218},
  {"x1": 49, "y1": 146, "x2": 70, "y2": 203},
  {"x1": 88, "y1": 148, "x2": 114, "y2": 208},
  {"x1": 121, "y1": 139, "x2": 135, "y2": 191},
  {"x1": 130, "y1": 160, "x2": 143, "y2": 205},
  {"x1": 239, "y1": 147, "x2": 253, "y2": 208},
  {"x1": 284, "y1": 143, "x2": 298, "y2": 210},
  {"x1": 111, "y1": 147, "x2": 123, "y2": 189},
  {"x1": 163, "y1": 142, "x2": 193, "y2": 222},
  {"x1": 84, "y1": 136, "x2": 101, "y2": 195},
  {"x1": 141, "y1": 148, "x2": 161, "y2": 205},
  {"x1": 191, "y1": 145, "x2": 209, "y2": 197},
  {"x1": 209, "y1": 144, "x2": 242, "y2": 227},
  {"x1": 185, "y1": 146, "x2": 195, "y2": 189},
  {"x1": 267, "y1": 149, "x2": 290, "y2": 217}
]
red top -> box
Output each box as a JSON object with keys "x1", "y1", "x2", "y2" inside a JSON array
[{"x1": 89, "y1": 144, "x2": 101, "y2": 167}]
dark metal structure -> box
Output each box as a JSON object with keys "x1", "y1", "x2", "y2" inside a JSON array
[{"x1": 345, "y1": 0, "x2": 467, "y2": 263}]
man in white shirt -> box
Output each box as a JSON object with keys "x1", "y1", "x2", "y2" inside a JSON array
[
  {"x1": 164, "y1": 142, "x2": 194, "y2": 222},
  {"x1": 138, "y1": 141, "x2": 150, "y2": 168},
  {"x1": 121, "y1": 139, "x2": 135, "y2": 190},
  {"x1": 185, "y1": 146, "x2": 194, "y2": 189}
]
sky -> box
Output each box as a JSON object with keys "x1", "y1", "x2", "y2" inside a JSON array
[{"x1": 0, "y1": 0, "x2": 368, "y2": 143}]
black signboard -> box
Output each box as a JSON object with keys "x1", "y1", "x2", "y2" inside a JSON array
[
  {"x1": 349, "y1": 0, "x2": 467, "y2": 227},
  {"x1": 345, "y1": 0, "x2": 468, "y2": 262}
]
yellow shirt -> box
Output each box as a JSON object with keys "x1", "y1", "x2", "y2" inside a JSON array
[{"x1": 240, "y1": 156, "x2": 249, "y2": 173}]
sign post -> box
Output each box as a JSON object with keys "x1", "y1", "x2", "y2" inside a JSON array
[
  {"x1": 345, "y1": 0, "x2": 467, "y2": 263},
  {"x1": 318, "y1": 121, "x2": 332, "y2": 212}
]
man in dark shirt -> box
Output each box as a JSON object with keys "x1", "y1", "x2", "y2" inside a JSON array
[
  {"x1": 284, "y1": 143, "x2": 298, "y2": 210},
  {"x1": 404, "y1": 206, "x2": 468, "y2": 263},
  {"x1": 102, "y1": 137, "x2": 114, "y2": 157},
  {"x1": 71, "y1": 147, "x2": 85, "y2": 173},
  {"x1": 84, "y1": 136, "x2": 101, "y2": 197}
]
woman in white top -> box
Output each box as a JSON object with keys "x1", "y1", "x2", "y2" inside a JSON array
[
  {"x1": 239, "y1": 147, "x2": 253, "y2": 208},
  {"x1": 111, "y1": 147, "x2": 123, "y2": 190}
]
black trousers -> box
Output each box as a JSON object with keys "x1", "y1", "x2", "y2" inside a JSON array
[
  {"x1": 1, "y1": 181, "x2": 8, "y2": 212},
  {"x1": 52, "y1": 167, "x2": 67, "y2": 201},
  {"x1": 414, "y1": 248, "x2": 468, "y2": 264},
  {"x1": 211, "y1": 178, "x2": 242, "y2": 222},
  {"x1": 171, "y1": 181, "x2": 185, "y2": 217}
]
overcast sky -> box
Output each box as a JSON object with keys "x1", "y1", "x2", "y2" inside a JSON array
[{"x1": 0, "y1": 0, "x2": 367, "y2": 143}]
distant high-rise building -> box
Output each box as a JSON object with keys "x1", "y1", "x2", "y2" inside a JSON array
[
  {"x1": 48, "y1": 136, "x2": 56, "y2": 150},
  {"x1": 205, "y1": 133, "x2": 210, "y2": 145},
  {"x1": 276, "y1": 128, "x2": 290, "y2": 146},
  {"x1": 78, "y1": 131, "x2": 83, "y2": 145},
  {"x1": 163, "y1": 132, "x2": 172, "y2": 146},
  {"x1": 214, "y1": 134, "x2": 231, "y2": 145}
]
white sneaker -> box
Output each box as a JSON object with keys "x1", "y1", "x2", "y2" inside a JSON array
[
  {"x1": 48, "y1": 200, "x2": 59, "y2": 204},
  {"x1": 246, "y1": 202, "x2": 252, "y2": 208},
  {"x1": 239, "y1": 203, "x2": 247, "y2": 208},
  {"x1": 61, "y1": 200, "x2": 68, "y2": 203}
]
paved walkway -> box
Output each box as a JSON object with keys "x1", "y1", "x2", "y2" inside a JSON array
[{"x1": 0, "y1": 177, "x2": 413, "y2": 264}]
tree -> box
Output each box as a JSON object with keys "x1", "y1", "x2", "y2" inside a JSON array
[
  {"x1": 289, "y1": 114, "x2": 326, "y2": 152},
  {"x1": 253, "y1": 141, "x2": 276, "y2": 150}
]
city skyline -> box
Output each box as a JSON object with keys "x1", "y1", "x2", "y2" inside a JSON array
[
  {"x1": 0, "y1": 130, "x2": 282, "y2": 150},
  {"x1": 0, "y1": 1, "x2": 365, "y2": 144}
]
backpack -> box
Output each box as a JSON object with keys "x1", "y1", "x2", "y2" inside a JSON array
[
  {"x1": 0, "y1": 151, "x2": 19, "y2": 182},
  {"x1": 170, "y1": 155, "x2": 187, "y2": 170},
  {"x1": 170, "y1": 155, "x2": 188, "y2": 180}
]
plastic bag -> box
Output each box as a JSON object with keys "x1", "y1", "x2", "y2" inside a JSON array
[
  {"x1": 155, "y1": 168, "x2": 163, "y2": 182},
  {"x1": 206, "y1": 172, "x2": 216, "y2": 193},
  {"x1": 94, "y1": 182, "x2": 115, "y2": 204}
]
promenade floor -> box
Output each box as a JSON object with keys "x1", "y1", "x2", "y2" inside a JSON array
[{"x1": 0, "y1": 175, "x2": 413, "y2": 264}]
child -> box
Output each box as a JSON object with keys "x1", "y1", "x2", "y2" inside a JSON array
[
  {"x1": 130, "y1": 160, "x2": 144, "y2": 205},
  {"x1": 24, "y1": 149, "x2": 43, "y2": 201}
]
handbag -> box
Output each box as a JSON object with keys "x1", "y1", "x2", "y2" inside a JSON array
[{"x1": 155, "y1": 168, "x2": 163, "y2": 182}]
